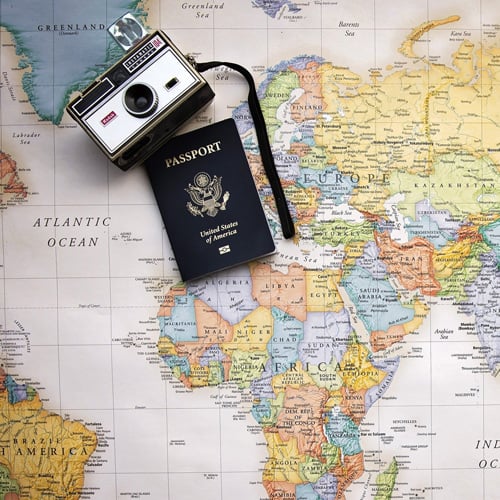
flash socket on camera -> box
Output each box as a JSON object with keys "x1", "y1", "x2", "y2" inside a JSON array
[
  {"x1": 165, "y1": 77, "x2": 179, "y2": 90},
  {"x1": 111, "y1": 68, "x2": 128, "y2": 85},
  {"x1": 123, "y1": 82, "x2": 159, "y2": 117}
]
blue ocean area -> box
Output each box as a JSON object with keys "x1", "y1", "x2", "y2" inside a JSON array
[{"x1": 0, "y1": 0, "x2": 143, "y2": 123}]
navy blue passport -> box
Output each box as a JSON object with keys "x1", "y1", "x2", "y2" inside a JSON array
[{"x1": 145, "y1": 118, "x2": 275, "y2": 281}]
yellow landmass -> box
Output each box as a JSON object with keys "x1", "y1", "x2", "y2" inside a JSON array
[
  {"x1": 272, "y1": 361, "x2": 316, "y2": 393},
  {"x1": 312, "y1": 20, "x2": 500, "y2": 217},
  {"x1": 186, "y1": 364, "x2": 210, "y2": 387},
  {"x1": 338, "y1": 339, "x2": 387, "y2": 392},
  {"x1": 452, "y1": 40, "x2": 476, "y2": 83},
  {"x1": 305, "y1": 269, "x2": 343, "y2": 312},
  {"x1": 227, "y1": 349, "x2": 269, "y2": 389},
  {"x1": 0, "y1": 388, "x2": 97, "y2": 499},
  {"x1": 286, "y1": 184, "x2": 321, "y2": 223},
  {"x1": 263, "y1": 432, "x2": 304, "y2": 484},
  {"x1": 307, "y1": 361, "x2": 343, "y2": 391},
  {"x1": 157, "y1": 336, "x2": 178, "y2": 357},
  {"x1": 399, "y1": 16, "x2": 461, "y2": 58},
  {"x1": 325, "y1": 392, "x2": 343, "y2": 412},
  {"x1": 390, "y1": 152, "x2": 500, "y2": 220},
  {"x1": 468, "y1": 213, "x2": 500, "y2": 227},
  {"x1": 222, "y1": 306, "x2": 273, "y2": 355},
  {"x1": 433, "y1": 238, "x2": 474, "y2": 280},
  {"x1": 403, "y1": 299, "x2": 430, "y2": 334},
  {"x1": 342, "y1": 241, "x2": 366, "y2": 269}
]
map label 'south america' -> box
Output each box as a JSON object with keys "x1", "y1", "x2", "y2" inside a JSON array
[{"x1": 0, "y1": 368, "x2": 97, "y2": 499}]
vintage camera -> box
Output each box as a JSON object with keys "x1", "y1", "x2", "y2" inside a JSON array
[{"x1": 66, "y1": 13, "x2": 214, "y2": 170}]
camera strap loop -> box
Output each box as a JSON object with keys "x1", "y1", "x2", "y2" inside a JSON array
[{"x1": 196, "y1": 61, "x2": 295, "y2": 240}]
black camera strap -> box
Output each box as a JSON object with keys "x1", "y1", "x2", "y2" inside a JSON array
[{"x1": 196, "y1": 61, "x2": 295, "y2": 240}]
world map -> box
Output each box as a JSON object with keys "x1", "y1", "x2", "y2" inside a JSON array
[{"x1": 0, "y1": 0, "x2": 499, "y2": 499}]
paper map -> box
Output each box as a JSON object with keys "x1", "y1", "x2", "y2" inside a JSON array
[{"x1": 0, "y1": 0, "x2": 499, "y2": 498}]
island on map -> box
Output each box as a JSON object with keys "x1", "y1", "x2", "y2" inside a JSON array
[
  {"x1": 0, "y1": 152, "x2": 27, "y2": 207},
  {"x1": 0, "y1": 0, "x2": 145, "y2": 124},
  {"x1": 252, "y1": 0, "x2": 302, "y2": 19}
]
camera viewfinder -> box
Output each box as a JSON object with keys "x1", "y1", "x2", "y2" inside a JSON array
[{"x1": 165, "y1": 77, "x2": 179, "y2": 90}]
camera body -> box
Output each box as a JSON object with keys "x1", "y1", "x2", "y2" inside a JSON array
[{"x1": 66, "y1": 23, "x2": 214, "y2": 171}]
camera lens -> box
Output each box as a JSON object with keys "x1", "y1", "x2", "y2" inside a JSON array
[{"x1": 123, "y1": 83, "x2": 158, "y2": 117}]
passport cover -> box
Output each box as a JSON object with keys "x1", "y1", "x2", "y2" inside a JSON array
[{"x1": 145, "y1": 118, "x2": 275, "y2": 281}]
